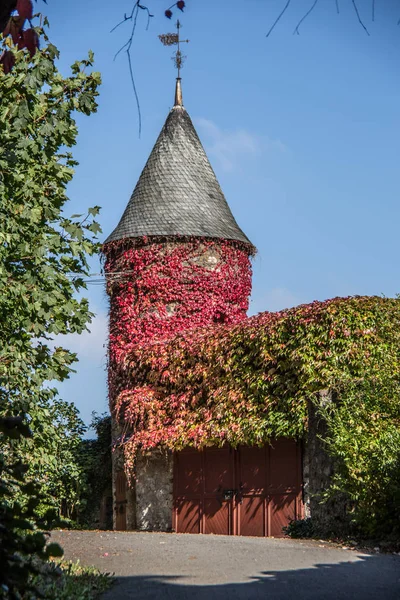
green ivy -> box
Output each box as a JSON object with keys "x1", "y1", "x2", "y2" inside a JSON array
[
  {"x1": 117, "y1": 295, "x2": 400, "y2": 536},
  {"x1": 319, "y1": 378, "x2": 400, "y2": 538}
]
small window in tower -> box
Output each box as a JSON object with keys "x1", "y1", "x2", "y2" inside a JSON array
[{"x1": 213, "y1": 312, "x2": 226, "y2": 324}]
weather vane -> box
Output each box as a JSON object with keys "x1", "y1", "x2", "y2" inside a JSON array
[{"x1": 158, "y1": 20, "x2": 189, "y2": 78}]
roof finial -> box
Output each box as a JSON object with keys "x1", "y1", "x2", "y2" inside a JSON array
[
  {"x1": 174, "y1": 77, "x2": 183, "y2": 106},
  {"x1": 159, "y1": 20, "x2": 189, "y2": 107}
]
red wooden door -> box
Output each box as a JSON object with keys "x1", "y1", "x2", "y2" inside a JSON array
[
  {"x1": 173, "y1": 440, "x2": 303, "y2": 537},
  {"x1": 174, "y1": 447, "x2": 202, "y2": 534},
  {"x1": 203, "y1": 446, "x2": 233, "y2": 535},
  {"x1": 236, "y1": 445, "x2": 267, "y2": 536},
  {"x1": 268, "y1": 439, "x2": 303, "y2": 537}
]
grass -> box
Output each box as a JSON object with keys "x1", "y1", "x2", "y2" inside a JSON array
[{"x1": 34, "y1": 560, "x2": 114, "y2": 599}]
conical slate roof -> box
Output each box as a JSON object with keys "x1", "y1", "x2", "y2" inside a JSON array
[{"x1": 105, "y1": 80, "x2": 251, "y2": 246}]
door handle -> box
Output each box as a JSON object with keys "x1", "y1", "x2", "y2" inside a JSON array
[{"x1": 222, "y1": 489, "x2": 235, "y2": 500}]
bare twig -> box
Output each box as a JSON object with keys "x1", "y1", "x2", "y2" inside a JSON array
[
  {"x1": 351, "y1": 0, "x2": 370, "y2": 35},
  {"x1": 111, "y1": 1, "x2": 154, "y2": 137},
  {"x1": 144, "y1": 8, "x2": 152, "y2": 30},
  {"x1": 127, "y1": 50, "x2": 142, "y2": 137},
  {"x1": 110, "y1": 14, "x2": 131, "y2": 34},
  {"x1": 138, "y1": 3, "x2": 154, "y2": 31},
  {"x1": 266, "y1": 0, "x2": 292, "y2": 37},
  {"x1": 267, "y1": 0, "x2": 378, "y2": 37},
  {"x1": 125, "y1": 5, "x2": 142, "y2": 137},
  {"x1": 113, "y1": 38, "x2": 131, "y2": 62},
  {"x1": 113, "y1": 3, "x2": 138, "y2": 61},
  {"x1": 293, "y1": 0, "x2": 320, "y2": 35}
]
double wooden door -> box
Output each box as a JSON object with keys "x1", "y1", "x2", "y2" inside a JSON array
[{"x1": 173, "y1": 440, "x2": 303, "y2": 537}]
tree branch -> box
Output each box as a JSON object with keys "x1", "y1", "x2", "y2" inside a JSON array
[
  {"x1": 351, "y1": 0, "x2": 370, "y2": 35},
  {"x1": 293, "y1": 0, "x2": 320, "y2": 35},
  {"x1": 267, "y1": 0, "x2": 377, "y2": 37},
  {"x1": 112, "y1": 1, "x2": 150, "y2": 137},
  {"x1": 266, "y1": 0, "x2": 292, "y2": 37}
]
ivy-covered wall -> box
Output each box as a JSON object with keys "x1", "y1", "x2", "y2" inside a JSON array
[
  {"x1": 103, "y1": 237, "x2": 254, "y2": 406},
  {"x1": 104, "y1": 235, "x2": 400, "y2": 536},
  {"x1": 114, "y1": 295, "x2": 400, "y2": 481}
]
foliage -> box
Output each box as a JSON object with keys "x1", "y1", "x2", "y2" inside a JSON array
[
  {"x1": 112, "y1": 295, "x2": 400, "y2": 537},
  {"x1": 0, "y1": 0, "x2": 39, "y2": 73},
  {"x1": 16, "y1": 406, "x2": 111, "y2": 529},
  {"x1": 77, "y1": 413, "x2": 112, "y2": 529},
  {"x1": 0, "y1": 27, "x2": 101, "y2": 476},
  {"x1": 1, "y1": 413, "x2": 111, "y2": 598},
  {"x1": 116, "y1": 295, "x2": 400, "y2": 459},
  {"x1": 0, "y1": 416, "x2": 64, "y2": 600},
  {"x1": 0, "y1": 24, "x2": 101, "y2": 598},
  {"x1": 3, "y1": 398, "x2": 91, "y2": 527},
  {"x1": 34, "y1": 561, "x2": 113, "y2": 600},
  {"x1": 25, "y1": 399, "x2": 87, "y2": 521},
  {"x1": 283, "y1": 518, "x2": 316, "y2": 539},
  {"x1": 319, "y1": 378, "x2": 400, "y2": 538}
]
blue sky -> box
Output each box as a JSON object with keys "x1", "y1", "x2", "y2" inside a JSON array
[{"x1": 44, "y1": 0, "x2": 400, "y2": 428}]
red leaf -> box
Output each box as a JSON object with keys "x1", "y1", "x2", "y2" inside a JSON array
[
  {"x1": 16, "y1": 32, "x2": 25, "y2": 50},
  {"x1": 0, "y1": 50, "x2": 15, "y2": 74},
  {"x1": 177, "y1": 1, "x2": 185, "y2": 11},
  {"x1": 165, "y1": 9, "x2": 173, "y2": 18},
  {"x1": 7, "y1": 17, "x2": 24, "y2": 44},
  {"x1": 17, "y1": 0, "x2": 33, "y2": 20},
  {"x1": 21, "y1": 28, "x2": 39, "y2": 56},
  {"x1": 2, "y1": 19, "x2": 11, "y2": 37}
]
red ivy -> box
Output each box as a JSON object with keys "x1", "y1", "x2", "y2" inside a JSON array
[
  {"x1": 102, "y1": 236, "x2": 253, "y2": 407},
  {"x1": 1, "y1": 0, "x2": 39, "y2": 73}
]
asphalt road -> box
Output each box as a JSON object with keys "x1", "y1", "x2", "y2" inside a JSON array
[{"x1": 51, "y1": 530, "x2": 400, "y2": 599}]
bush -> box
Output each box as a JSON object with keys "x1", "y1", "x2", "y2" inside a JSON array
[
  {"x1": 0, "y1": 417, "x2": 63, "y2": 599},
  {"x1": 76, "y1": 413, "x2": 112, "y2": 529},
  {"x1": 283, "y1": 518, "x2": 316, "y2": 539},
  {"x1": 320, "y1": 379, "x2": 400, "y2": 539}
]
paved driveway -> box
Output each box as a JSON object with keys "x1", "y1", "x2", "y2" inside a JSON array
[{"x1": 52, "y1": 530, "x2": 400, "y2": 599}]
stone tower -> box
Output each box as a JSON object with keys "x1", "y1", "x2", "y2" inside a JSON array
[{"x1": 102, "y1": 79, "x2": 255, "y2": 530}]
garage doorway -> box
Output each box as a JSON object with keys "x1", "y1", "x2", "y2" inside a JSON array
[{"x1": 173, "y1": 440, "x2": 303, "y2": 537}]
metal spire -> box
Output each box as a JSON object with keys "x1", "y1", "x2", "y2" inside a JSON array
[{"x1": 159, "y1": 20, "x2": 189, "y2": 106}]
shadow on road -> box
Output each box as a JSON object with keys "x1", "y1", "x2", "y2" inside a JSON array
[{"x1": 102, "y1": 552, "x2": 400, "y2": 599}]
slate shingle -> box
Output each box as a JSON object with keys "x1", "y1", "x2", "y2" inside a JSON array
[{"x1": 105, "y1": 102, "x2": 252, "y2": 246}]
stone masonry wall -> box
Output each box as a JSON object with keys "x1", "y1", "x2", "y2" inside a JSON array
[
  {"x1": 304, "y1": 390, "x2": 348, "y2": 534},
  {"x1": 135, "y1": 449, "x2": 174, "y2": 531}
]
